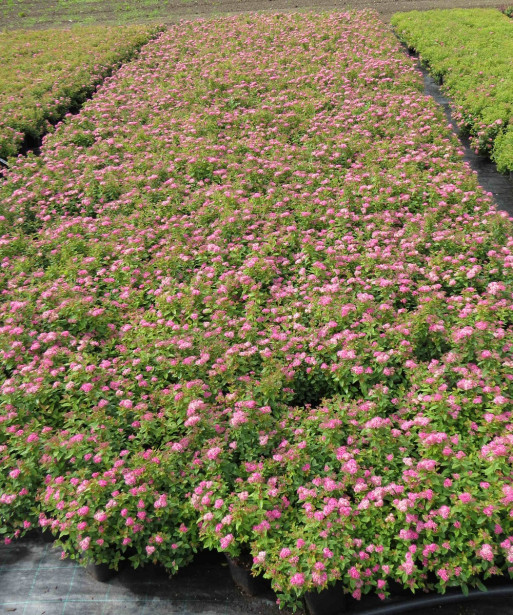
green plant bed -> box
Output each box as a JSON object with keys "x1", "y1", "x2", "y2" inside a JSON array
[
  {"x1": 0, "y1": 24, "x2": 160, "y2": 160},
  {"x1": 392, "y1": 8, "x2": 513, "y2": 173}
]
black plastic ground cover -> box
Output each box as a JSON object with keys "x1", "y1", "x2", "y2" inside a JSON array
[
  {"x1": 407, "y1": 47, "x2": 513, "y2": 218},
  {"x1": 225, "y1": 554, "x2": 273, "y2": 596},
  {"x1": 300, "y1": 578, "x2": 513, "y2": 615},
  {"x1": 304, "y1": 581, "x2": 346, "y2": 615},
  {"x1": 353, "y1": 585, "x2": 513, "y2": 615},
  {"x1": 0, "y1": 533, "x2": 282, "y2": 615},
  {"x1": 1, "y1": 534, "x2": 513, "y2": 615}
]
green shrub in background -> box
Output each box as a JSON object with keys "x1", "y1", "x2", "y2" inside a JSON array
[
  {"x1": 0, "y1": 25, "x2": 159, "y2": 160},
  {"x1": 494, "y1": 126, "x2": 513, "y2": 173},
  {"x1": 499, "y1": 5, "x2": 513, "y2": 18},
  {"x1": 391, "y1": 9, "x2": 513, "y2": 173}
]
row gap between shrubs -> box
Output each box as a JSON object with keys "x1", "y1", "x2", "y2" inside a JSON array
[{"x1": 400, "y1": 44, "x2": 513, "y2": 218}]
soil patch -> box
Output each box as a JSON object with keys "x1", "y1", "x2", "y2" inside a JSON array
[{"x1": 0, "y1": 0, "x2": 505, "y2": 30}]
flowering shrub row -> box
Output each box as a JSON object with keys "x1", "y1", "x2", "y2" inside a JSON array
[
  {"x1": 1, "y1": 11, "x2": 513, "y2": 610},
  {"x1": 0, "y1": 25, "x2": 159, "y2": 160},
  {"x1": 392, "y1": 8, "x2": 513, "y2": 173},
  {"x1": 499, "y1": 5, "x2": 513, "y2": 19}
]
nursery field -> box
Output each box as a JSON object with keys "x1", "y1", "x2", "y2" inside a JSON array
[
  {"x1": 0, "y1": 0, "x2": 505, "y2": 30},
  {"x1": 392, "y1": 9, "x2": 513, "y2": 174},
  {"x1": 0, "y1": 25, "x2": 157, "y2": 160},
  {"x1": 1, "y1": 9, "x2": 513, "y2": 612}
]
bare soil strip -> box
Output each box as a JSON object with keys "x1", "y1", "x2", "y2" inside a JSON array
[{"x1": 0, "y1": 0, "x2": 504, "y2": 30}]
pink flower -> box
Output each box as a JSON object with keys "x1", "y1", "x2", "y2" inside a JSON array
[
  {"x1": 478, "y1": 544, "x2": 494, "y2": 562},
  {"x1": 220, "y1": 534, "x2": 234, "y2": 549},
  {"x1": 230, "y1": 410, "x2": 248, "y2": 427},
  {"x1": 206, "y1": 447, "x2": 221, "y2": 460},
  {"x1": 348, "y1": 566, "x2": 360, "y2": 579},
  {"x1": 185, "y1": 415, "x2": 201, "y2": 427},
  {"x1": 154, "y1": 495, "x2": 167, "y2": 509},
  {"x1": 457, "y1": 379, "x2": 476, "y2": 391},
  {"x1": 437, "y1": 568, "x2": 450, "y2": 582},
  {"x1": 290, "y1": 573, "x2": 305, "y2": 587},
  {"x1": 453, "y1": 326, "x2": 474, "y2": 341}
]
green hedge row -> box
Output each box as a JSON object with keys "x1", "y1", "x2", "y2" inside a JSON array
[
  {"x1": 391, "y1": 9, "x2": 513, "y2": 174},
  {"x1": 0, "y1": 25, "x2": 159, "y2": 160}
]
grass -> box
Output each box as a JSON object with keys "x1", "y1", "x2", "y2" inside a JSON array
[{"x1": 0, "y1": 0, "x2": 196, "y2": 29}]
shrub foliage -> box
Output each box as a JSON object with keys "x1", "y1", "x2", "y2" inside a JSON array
[
  {"x1": 392, "y1": 8, "x2": 513, "y2": 173},
  {"x1": 1, "y1": 11, "x2": 513, "y2": 610},
  {"x1": 0, "y1": 25, "x2": 158, "y2": 160}
]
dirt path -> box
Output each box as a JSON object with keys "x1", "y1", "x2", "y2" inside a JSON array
[
  {"x1": 164, "y1": 0, "x2": 505, "y2": 24},
  {"x1": 0, "y1": 0, "x2": 504, "y2": 30}
]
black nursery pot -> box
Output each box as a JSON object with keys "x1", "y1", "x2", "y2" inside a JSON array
[
  {"x1": 40, "y1": 529, "x2": 55, "y2": 544},
  {"x1": 387, "y1": 580, "x2": 416, "y2": 598},
  {"x1": 20, "y1": 528, "x2": 54, "y2": 544},
  {"x1": 85, "y1": 561, "x2": 118, "y2": 583},
  {"x1": 225, "y1": 554, "x2": 271, "y2": 596},
  {"x1": 304, "y1": 581, "x2": 347, "y2": 615}
]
